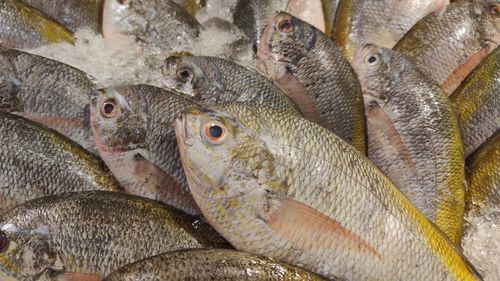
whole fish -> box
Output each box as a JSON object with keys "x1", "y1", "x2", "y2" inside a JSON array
[
  {"x1": 0, "y1": 191, "x2": 229, "y2": 280},
  {"x1": 258, "y1": 12, "x2": 366, "y2": 153},
  {"x1": 175, "y1": 103, "x2": 481, "y2": 280},
  {"x1": 0, "y1": 48, "x2": 97, "y2": 154},
  {"x1": 104, "y1": 249, "x2": 327, "y2": 281},
  {"x1": 450, "y1": 47, "x2": 500, "y2": 158},
  {"x1": 233, "y1": 0, "x2": 288, "y2": 47},
  {"x1": 465, "y1": 132, "x2": 499, "y2": 216},
  {"x1": 162, "y1": 55, "x2": 297, "y2": 111},
  {"x1": 394, "y1": 0, "x2": 500, "y2": 94},
  {"x1": 0, "y1": 112, "x2": 120, "y2": 215},
  {"x1": 352, "y1": 45, "x2": 465, "y2": 245},
  {"x1": 20, "y1": 0, "x2": 103, "y2": 33},
  {"x1": 102, "y1": 0, "x2": 200, "y2": 52},
  {"x1": 0, "y1": 0, "x2": 74, "y2": 49},
  {"x1": 90, "y1": 84, "x2": 200, "y2": 215},
  {"x1": 334, "y1": 0, "x2": 448, "y2": 62}
]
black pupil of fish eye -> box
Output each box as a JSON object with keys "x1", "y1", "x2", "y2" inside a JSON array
[
  {"x1": 278, "y1": 20, "x2": 292, "y2": 32},
  {"x1": 104, "y1": 103, "x2": 115, "y2": 115},
  {"x1": 0, "y1": 231, "x2": 8, "y2": 253},
  {"x1": 368, "y1": 56, "x2": 377, "y2": 64},
  {"x1": 178, "y1": 69, "x2": 191, "y2": 81},
  {"x1": 209, "y1": 125, "x2": 223, "y2": 139}
]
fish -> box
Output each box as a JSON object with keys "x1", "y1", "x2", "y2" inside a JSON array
[
  {"x1": 20, "y1": 0, "x2": 103, "y2": 33},
  {"x1": 0, "y1": 191, "x2": 229, "y2": 280},
  {"x1": 323, "y1": 0, "x2": 340, "y2": 37},
  {"x1": 351, "y1": 45, "x2": 466, "y2": 245},
  {"x1": 174, "y1": 102, "x2": 481, "y2": 280},
  {"x1": 257, "y1": 12, "x2": 366, "y2": 154},
  {"x1": 102, "y1": 0, "x2": 200, "y2": 52},
  {"x1": 0, "y1": 48, "x2": 97, "y2": 154},
  {"x1": 450, "y1": 46, "x2": 500, "y2": 158},
  {"x1": 0, "y1": 112, "x2": 120, "y2": 215},
  {"x1": 465, "y1": 132, "x2": 499, "y2": 216},
  {"x1": 334, "y1": 0, "x2": 448, "y2": 62},
  {"x1": 0, "y1": 0, "x2": 74, "y2": 49},
  {"x1": 173, "y1": 0, "x2": 205, "y2": 17},
  {"x1": 233, "y1": 0, "x2": 288, "y2": 48},
  {"x1": 394, "y1": 0, "x2": 500, "y2": 94},
  {"x1": 162, "y1": 55, "x2": 298, "y2": 112},
  {"x1": 89, "y1": 84, "x2": 200, "y2": 215},
  {"x1": 103, "y1": 248, "x2": 327, "y2": 280}
]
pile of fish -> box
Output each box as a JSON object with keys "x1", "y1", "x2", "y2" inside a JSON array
[{"x1": 0, "y1": 0, "x2": 498, "y2": 280}]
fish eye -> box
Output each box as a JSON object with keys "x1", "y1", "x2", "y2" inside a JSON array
[
  {"x1": 365, "y1": 53, "x2": 381, "y2": 66},
  {"x1": 0, "y1": 231, "x2": 9, "y2": 253},
  {"x1": 278, "y1": 19, "x2": 294, "y2": 33},
  {"x1": 117, "y1": 0, "x2": 131, "y2": 5},
  {"x1": 203, "y1": 121, "x2": 226, "y2": 144},
  {"x1": 491, "y1": 3, "x2": 500, "y2": 17},
  {"x1": 177, "y1": 67, "x2": 193, "y2": 83},
  {"x1": 101, "y1": 99, "x2": 119, "y2": 118}
]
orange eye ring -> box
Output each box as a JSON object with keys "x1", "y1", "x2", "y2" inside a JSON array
[
  {"x1": 101, "y1": 99, "x2": 119, "y2": 118},
  {"x1": 203, "y1": 122, "x2": 226, "y2": 143},
  {"x1": 278, "y1": 19, "x2": 294, "y2": 33}
]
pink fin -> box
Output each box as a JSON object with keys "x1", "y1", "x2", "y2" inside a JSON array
[
  {"x1": 263, "y1": 196, "x2": 381, "y2": 258},
  {"x1": 60, "y1": 272, "x2": 103, "y2": 281},
  {"x1": 23, "y1": 114, "x2": 86, "y2": 133},
  {"x1": 442, "y1": 47, "x2": 489, "y2": 95},
  {"x1": 433, "y1": 0, "x2": 450, "y2": 17}
]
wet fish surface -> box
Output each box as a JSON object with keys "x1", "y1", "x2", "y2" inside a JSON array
[
  {"x1": 175, "y1": 102, "x2": 481, "y2": 280},
  {"x1": 450, "y1": 46, "x2": 500, "y2": 158},
  {"x1": 20, "y1": 0, "x2": 103, "y2": 33},
  {"x1": 0, "y1": 112, "x2": 120, "y2": 215},
  {"x1": 0, "y1": 191, "x2": 229, "y2": 280},
  {"x1": 102, "y1": 0, "x2": 200, "y2": 52},
  {"x1": 0, "y1": 0, "x2": 74, "y2": 49},
  {"x1": 334, "y1": 0, "x2": 448, "y2": 62},
  {"x1": 104, "y1": 248, "x2": 327, "y2": 281},
  {"x1": 258, "y1": 12, "x2": 366, "y2": 153},
  {"x1": 352, "y1": 45, "x2": 466, "y2": 245},
  {"x1": 0, "y1": 48, "x2": 97, "y2": 154},
  {"x1": 90, "y1": 84, "x2": 200, "y2": 215},
  {"x1": 394, "y1": 0, "x2": 500, "y2": 94},
  {"x1": 162, "y1": 55, "x2": 297, "y2": 111}
]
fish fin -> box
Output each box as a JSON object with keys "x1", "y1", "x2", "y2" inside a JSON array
[
  {"x1": 22, "y1": 114, "x2": 86, "y2": 133},
  {"x1": 442, "y1": 48, "x2": 489, "y2": 95},
  {"x1": 58, "y1": 272, "x2": 103, "y2": 281},
  {"x1": 433, "y1": 0, "x2": 450, "y2": 18},
  {"x1": 260, "y1": 194, "x2": 381, "y2": 258}
]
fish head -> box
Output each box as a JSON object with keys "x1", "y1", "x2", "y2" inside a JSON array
[
  {"x1": 257, "y1": 12, "x2": 317, "y2": 80},
  {"x1": 89, "y1": 86, "x2": 148, "y2": 155},
  {"x1": 0, "y1": 224, "x2": 62, "y2": 280},
  {"x1": 474, "y1": 0, "x2": 500, "y2": 48},
  {"x1": 102, "y1": 0, "x2": 148, "y2": 48},
  {"x1": 352, "y1": 44, "x2": 394, "y2": 107},
  {"x1": 175, "y1": 104, "x2": 277, "y2": 200},
  {"x1": 162, "y1": 55, "x2": 203, "y2": 98}
]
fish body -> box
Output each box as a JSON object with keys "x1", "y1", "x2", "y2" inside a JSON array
[
  {"x1": 334, "y1": 0, "x2": 448, "y2": 62},
  {"x1": 0, "y1": 191, "x2": 229, "y2": 280},
  {"x1": 162, "y1": 55, "x2": 297, "y2": 111},
  {"x1": 0, "y1": 0, "x2": 74, "y2": 48},
  {"x1": 90, "y1": 84, "x2": 200, "y2": 214},
  {"x1": 258, "y1": 12, "x2": 366, "y2": 153},
  {"x1": 104, "y1": 249, "x2": 327, "y2": 281},
  {"x1": 465, "y1": 132, "x2": 499, "y2": 216},
  {"x1": 0, "y1": 112, "x2": 119, "y2": 215},
  {"x1": 102, "y1": 0, "x2": 200, "y2": 52},
  {"x1": 352, "y1": 45, "x2": 466, "y2": 245},
  {"x1": 0, "y1": 48, "x2": 97, "y2": 154},
  {"x1": 450, "y1": 47, "x2": 500, "y2": 158},
  {"x1": 175, "y1": 103, "x2": 480, "y2": 280},
  {"x1": 394, "y1": 0, "x2": 500, "y2": 94},
  {"x1": 323, "y1": 0, "x2": 340, "y2": 37},
  {"x1": 20, "y1": 0, "x2": 103, "y2": 33}
]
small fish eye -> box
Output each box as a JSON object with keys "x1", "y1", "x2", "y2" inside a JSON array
[
  {"x1": 365, "y1": 53, "x2": 380, "y2": 66},
  {"x1": 177, "y1": 67, "x2": 193, "y2": 82},
  {"x1": 278, "y1": 19, "x2": 294, "y2": 33},
  {"x1": 101, "y1": 99, "x2": 118, "y2": 118},
  {"x1": 117, "y1": 0, "x2": 131, "y2": 5},
  {"x1": 203, "y1": 122, "x2": 226, "y2": 143},
  {"x1": 0, "y1": 231, "x2": 9, "y2": 253},
  {"x1": 491, "y1": 3, "x2": 500, "y2": 17}
]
